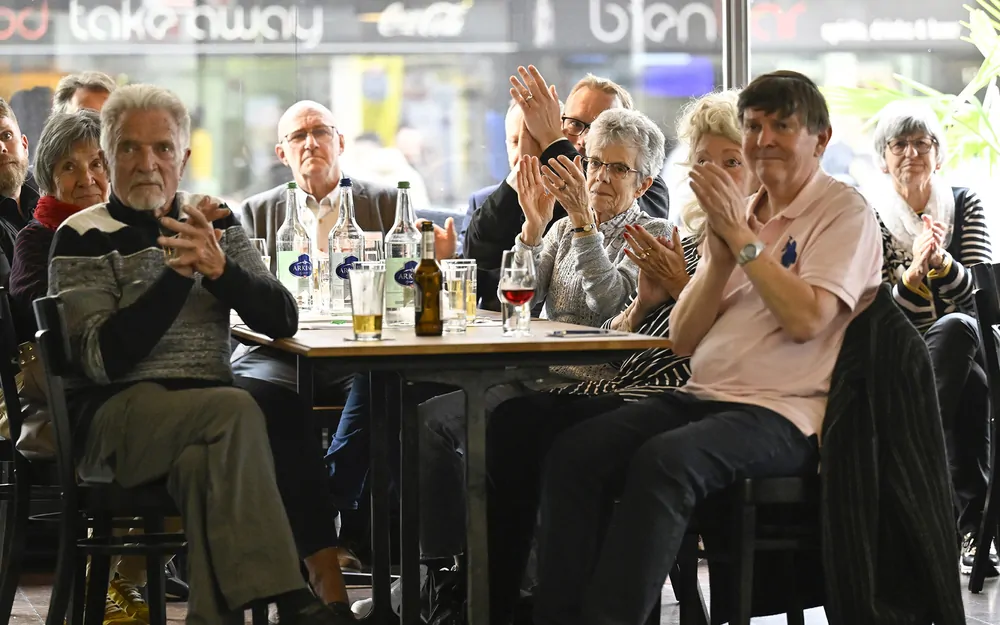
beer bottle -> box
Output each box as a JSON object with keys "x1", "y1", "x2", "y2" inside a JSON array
[{"x1": 414, "y1": 221, "x2": 443, "y2": 336}]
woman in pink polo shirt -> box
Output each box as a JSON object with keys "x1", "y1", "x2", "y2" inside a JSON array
[{"x1": 869, "y1": 100, "x2": 994, "y2": 575}]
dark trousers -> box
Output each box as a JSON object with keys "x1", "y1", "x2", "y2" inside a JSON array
[
  {"x1": 486, "y1": 391, "x2": 629, "y2": 623},
  {"x1": 324, "y1": 373, "x2": 456, "y2": 510},
  {"x1": 532, "y1": 391, "x2": 817, "y2": 625},
  {"x1": 234, "y1": 376, "x2": 339, "y2": 557},
  {"x1": 924, "y1": 312, "x2": 991, "y2": 536}
]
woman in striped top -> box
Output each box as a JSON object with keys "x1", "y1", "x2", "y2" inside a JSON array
[
  {"x1": 481, "y1": 90, "x2": 754, "y2": 623},
  {"x1": 869, "y1": 101, "x2": 993, "y2": 574}
]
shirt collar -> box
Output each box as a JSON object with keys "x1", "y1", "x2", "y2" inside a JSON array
[
  {"x1": 294, "y1": 175, "x2": 345, "y2": 208},
  {"x1": 106, "y1": 192, "x2": 180, "y2": 232},
  {"x1": 0, "y1": 170, "x2": 40, "y2": 221},
  {"x1": 745, "y1": 168, "x2": 826, "y2": 224}
]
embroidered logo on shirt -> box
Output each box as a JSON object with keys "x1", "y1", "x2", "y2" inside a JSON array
[{"x1": 781, "y1": 237, "x2": 798, "y2": 268}]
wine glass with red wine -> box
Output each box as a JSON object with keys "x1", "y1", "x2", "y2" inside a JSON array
[{"x1": 499, "y1": 249, "x2": 536, "y2": 337}]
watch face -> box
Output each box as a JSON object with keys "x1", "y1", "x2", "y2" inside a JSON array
[{"x1": 742, "y1": 243, "x2": 758, "y2": 259}]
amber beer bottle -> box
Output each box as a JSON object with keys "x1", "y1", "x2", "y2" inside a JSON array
[{"x1": 414, "y1": 222, "x2": 443, "y2": 336}]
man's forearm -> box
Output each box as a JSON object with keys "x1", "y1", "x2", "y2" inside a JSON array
[
  {"x1": 741, "y1": 254, "x2": 831, "y2": 342},
  {"x1": 669, "y1": 259, "x2": 732, "y2": 355}
]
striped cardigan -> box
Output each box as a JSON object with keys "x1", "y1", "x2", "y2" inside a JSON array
[
  {"x1": 880, "y1": 187, "x2": 991, "y2": 333},
  {"x1": 821, "y1": 283, "x2": 964, "y2": 624},
  {"x1": 48, "y1": 194, "x2": 298, "y2": 451},
  {"x1": 552, "y1": 235, "x2": 700, "y2": 399}
]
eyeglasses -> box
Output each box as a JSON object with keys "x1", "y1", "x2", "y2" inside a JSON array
[
  {"x1": 887, "y1": 137, "x2": 937, "y2": 156},
  {"x1": 583, "y1": 157, "x2": 640, "y2": 180},
  {"x1": 283, "y1": 125, "x2": 338, "y2": 146},
  {"x1": 561, "y1": 116, "x2": 592, "y2": 137}
]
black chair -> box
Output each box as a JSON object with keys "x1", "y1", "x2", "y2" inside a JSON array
[
  {"x1": 658, "y1": 476, "x2": 822, "y2": 625},
  {"x1": 33, "y1": 295, "x2": 187, "y2": 625},
  {"x1": 0, "y1": 287, "x2": 62, "y2": 623},
  {"x1": 34, "y1": 296, "x2": 269, "y2": 625},
  {"x1": 970, "y1": 262, "x2": 1000, "y2": 592}
]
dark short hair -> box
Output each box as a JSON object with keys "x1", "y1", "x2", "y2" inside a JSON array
[{"x1": 738, "y1": 70, "x2": 830, "y2": 135}]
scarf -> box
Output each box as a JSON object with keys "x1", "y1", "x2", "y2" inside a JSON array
[
  {"x1": 870, "y1": 176, "x2": 955, "y2": 251},
  {"x1": 33, "y1": 196, "x2": 84, "y2": 231}
]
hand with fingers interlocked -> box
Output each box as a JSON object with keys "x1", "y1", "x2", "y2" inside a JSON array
[
  {"x1": 517, "y1": 155, "x2": 556, "y2": 246},
  {"x1": 624, "y1": 224, "x2": 690, "y2": 307},
  {"x1": 158, "y1": 197, "x2": 228, "y2": 279},
  {"x1": 509, "y1": 65, "x2": 564, "y2": 149},
  {"x1": 540, "y1": 154, "x2": 590, "y2": 225}
]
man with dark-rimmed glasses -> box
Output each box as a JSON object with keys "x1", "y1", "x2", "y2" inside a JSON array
[{"x1": 465, "y1": 68, "x2": 670, "y2": 309}]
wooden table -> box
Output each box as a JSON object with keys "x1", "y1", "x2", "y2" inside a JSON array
[{"x1": 233, "y1": 316, "x2": 671, "y2": 625}]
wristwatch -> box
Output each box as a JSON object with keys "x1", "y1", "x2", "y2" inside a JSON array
[
  {"x1": 737, "y1": 241, "x2": 765, "y2": 266},
  {"x1": 572, "y1": 223, "x2": 597, "y2": 234}
]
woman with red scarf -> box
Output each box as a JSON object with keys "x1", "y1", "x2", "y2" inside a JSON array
[{"x1": 10, "y1": 109, "x2": 108, "y2": 340}]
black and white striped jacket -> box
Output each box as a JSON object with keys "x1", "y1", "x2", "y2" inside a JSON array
[
  {"x1": 552, "y1": 235, "x2": 701, "y2": 400},
  {"x1": 880, "y1": 187, "x2": 991, "y2": 333}
]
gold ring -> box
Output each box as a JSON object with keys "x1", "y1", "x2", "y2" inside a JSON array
[
  {"x1": 525, "y1": 94, "x2": 534, "y2": 101},
  {"x1": 560, "y1": 183, "x2": 568, "y2": 191}
]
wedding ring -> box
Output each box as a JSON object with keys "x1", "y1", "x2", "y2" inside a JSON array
[
  {"x1": 559, "y1": 183, "x2": 568, "y2": 191},
  {"x1": 637, "y1": 248, "x2": 651, "y2": 260},
  {"x1": 524, "y1": 94, "x2": 534, "y2": 101}
]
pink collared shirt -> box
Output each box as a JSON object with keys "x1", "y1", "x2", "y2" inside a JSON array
[{"x1": 681, "y1": 170, "x2": 883, "y2": 438}]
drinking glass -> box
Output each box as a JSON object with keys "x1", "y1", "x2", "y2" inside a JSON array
[
  {"x1": 249, "y1": 238, "x2": 271, "y2": 273},
  {"x1": 364, "y1": 234, "x2": 384, "y2": 261},
  {"x1": 348, "y1": 261, "x2": 386, "y2": 341},
  {"x1": 441, "y1": 264, "x2": 470, "y2": 334},
  {"x1": 441, "y1": 258, "x2": 477, "y2": 319},
  {"x1": 312, "y1": 257, "x2": 331, "y2": 314},
  {"x1": 499, "y1": 250, "x2": 536, "y2": 337}
]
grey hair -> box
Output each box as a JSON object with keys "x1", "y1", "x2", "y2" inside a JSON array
[
  {"x1": 100, "y1": 84, "x2": 190, "y2": 170},
  {"x1": 872, "y1": 100, "x2": 946, "y2": 169},
  {"x1": 34, "y1": 110, "x2": 104, "y2": 196},
  {"x1": 52, "y1": 71, "x2": 117, "y2": 114},
  {"x1": 586, "y1": 108, "x2": 666, "y2": 182}
]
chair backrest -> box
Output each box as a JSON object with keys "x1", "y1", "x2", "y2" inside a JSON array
[
  {"x1": 971, "y1": 263, "x2": 1000, "y2": 426},
  {"x1": 0, "y1": 288, "x2": 27, "y2": 445},
  {"x1": 31, "y1": 296, "x2": 79, "y2": 498}
]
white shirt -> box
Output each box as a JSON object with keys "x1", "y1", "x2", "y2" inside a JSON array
[{"x1": 294, "y1": 183, "x2": 341, "y2": 254}]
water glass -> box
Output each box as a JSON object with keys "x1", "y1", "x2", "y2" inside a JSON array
[
  {"x1": 441, "y1": 258, "x2": 477, "y2": 319},
  {"x1": 312, "y1": 257, "x2": 331, "y2": 314},
  {"x1": 348, "y1": 261, "x2": 386, "y2": 341},
  {"x1": 441, "y1": 264, "x2": 470, "y2": 334},
  {"x1": 249, "y1": 238, "x2": 269, "y2": 270}
]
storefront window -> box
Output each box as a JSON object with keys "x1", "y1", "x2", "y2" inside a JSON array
[
  {"x1": 2, "y1": 0, "x2": 725, "y2": 221},
  {"x1": 746, "y1": 0, "x2": 994, "y2": 241}
]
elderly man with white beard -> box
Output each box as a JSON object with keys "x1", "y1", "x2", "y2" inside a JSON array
[
  {"x1": 47, "y1": 84, "x2": 355, "y2": 625},
  {"x1": 0, "y1": 97, "x2": 39, "y2": 271}
]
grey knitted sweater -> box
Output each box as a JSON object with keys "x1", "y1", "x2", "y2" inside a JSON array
[{"x1": 514, "y1": 201, "x2": 668, "y2": 328}]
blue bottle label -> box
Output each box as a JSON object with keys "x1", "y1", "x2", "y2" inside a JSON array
[
  {"x1": 290, "y1": 254, "x2": 312, "y2": 277},
  {"x1": 335, "y1": 255, "x2": 359, "y2": 280},
  {"x1": 394, "y1": 260, "x2": 418, "y2": 286}
]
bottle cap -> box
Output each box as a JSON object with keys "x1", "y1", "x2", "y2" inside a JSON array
[
  {"x1": 420, "y1": 221, "x2": 434, "y2": 232},
  {"x1": 287, "y1": 181, "x2": 297, "y2": 189},
  {"x1": 339, "y1": 178, "x2": 352, "y2": 187},
  {"x1": 397, "y1": 181, "x2": 410, "y2": 189}
]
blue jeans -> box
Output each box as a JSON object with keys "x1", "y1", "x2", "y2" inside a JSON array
[{"x1": 324, "y1": 373, "x2": 455, "y2": 511}]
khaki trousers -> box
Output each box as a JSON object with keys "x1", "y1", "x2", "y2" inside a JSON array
[{"x1": 79, "y1": 383, "x2": 305, "y2": 625}]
